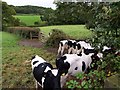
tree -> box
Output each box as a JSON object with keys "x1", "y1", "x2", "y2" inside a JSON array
[
  {"x1": 2, "y1": 2, "x2": 20, "y2": 31},
  {"x1": 55, "y1": 2, "x2": 89, "y2": 25},
  {"x1": 89, "y1": 2, "x2": 120, "y2": 49}
]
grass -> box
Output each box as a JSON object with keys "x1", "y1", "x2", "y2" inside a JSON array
[
  {"x1": 2, "y1": 32, "x2": 20, "y2": 47},
  {"x1": 14, "y1": 14, "x2": 41, "y2": 26},
  {"x1": 2, "y1": 32, "x2": 56, "y2": 88},
  {"x1": 40, "y1": 25, "x2": 93, "y2": 40},
  {"x1": 0, "y1": 25, "x2": 97, "y2": 88}
]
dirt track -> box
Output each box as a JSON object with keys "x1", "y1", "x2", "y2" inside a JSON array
[
  {"x1": 18, "y1": 39, "x2": 58, "y2": 54},
  {"x1": 19, "y1": 39, "x2": 44, "y2": 48}
]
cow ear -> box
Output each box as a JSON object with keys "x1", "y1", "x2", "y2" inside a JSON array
[
  {"x1": 77, "y1": 53, "x2": 82, "y2": 56},
  {"x1": 31, "y1": 55, "x2": 35, "y2": 60},
  {"x1": 94, "y1": 50, "x2": 98, "y2": 55},
  {"x1": 46, "y1": 70, "x2": 53, "y2": 77},
  {"x1": 61, "y1": 56, "x2": 67, "y2": 60}
]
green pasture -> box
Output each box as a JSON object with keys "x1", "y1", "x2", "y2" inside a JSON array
[
  {"x1": 40, "y1": 25, "x2": 93, "y2": 39},
  {"x1": 2, "y1": 32, "x2": 56, "y2": 88},
  {"x1": 14, "y1": 15, "x2": 41, "y2": 26}
]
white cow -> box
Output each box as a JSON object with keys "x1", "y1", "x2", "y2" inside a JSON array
[{"x1": 31, "y1": 55, "x2": 61, "y2": 90}]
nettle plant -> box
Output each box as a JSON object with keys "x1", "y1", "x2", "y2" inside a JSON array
[
  {"x1": 66, "y1": 70, "x2": 106, "y2": 89},
  {"x1": 91, "y1": 27, "x2": 120, "y2": 74}
]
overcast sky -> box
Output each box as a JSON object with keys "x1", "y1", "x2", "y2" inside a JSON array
[{"x1": 2, "y1": 0, "x2": 56, "y2": 9}]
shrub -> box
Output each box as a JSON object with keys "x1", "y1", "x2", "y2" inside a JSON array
[
  {"x1": 66, "y1": 70, "x2": 106, "y2": 89},
  {"x1": 90, "y1": 27, "x2": 120, "y2": 74},
  {"x1": 45, "y1": 29, "x2": 70, "y2": 47},
  {"x1": 6, "y1": 27, "x2": 40, "y2": 39},
  {"x1": 20, "y1": 22, "x2": 27, "y2": 26},
  {"x1": 39, "y1": 21, "x2": 48, "y2": 27}
]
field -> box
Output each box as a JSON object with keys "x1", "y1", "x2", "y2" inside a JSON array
[
  {"x1": 40, "y1": 25, "x2": 93, "y2": 39},
  {"x1": 2, "y1": 32, "x2": 56, "y2": 88},
  {"x1": 14, "y1": 14, "x2": 93, "y2": 39},
  {"x1": 2, "y1": 25, "x2": 93, "y2": 88},
  {"x1": 14, "y1": 15, "x2": 41, "y2": 26}
]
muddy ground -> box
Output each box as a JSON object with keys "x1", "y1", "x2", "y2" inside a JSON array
[{"x1": 18, "y1": 39, "x2": 58, "y2": 54}]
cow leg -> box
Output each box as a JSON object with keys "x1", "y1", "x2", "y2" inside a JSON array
[
  {"x1": 35, "y1": 81, "x2": 39, "y2": 90},
  {"x1": 57, "y1": 44, "x2": 62, "y2": 56},
  {"x1": 60, "y1": 73, "x2": 69, "y2": 88},
  {"x1": 77, "y1": 49, "x2": 82, "y2": 54},
  {"x1": 61, "y1": 47, "x2": 64, "y2": 56},
  {"x1": 68, "y1": 48, "x2": 72, "y2": 54},
  {"x1": 35, "y1": 81, "x2": 42, "y2": 90},
  {"x1": 72, "y1": 48, "x2": 77, "y2": 54}
]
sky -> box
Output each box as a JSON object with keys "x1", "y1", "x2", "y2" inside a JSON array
[{"x1": 2, "y1": 0, "x2": 56, "y2": 9}]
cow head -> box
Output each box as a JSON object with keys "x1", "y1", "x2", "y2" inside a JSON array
[
  {"x1": 56, "y1": 56, "x2": 70, "y2": 75},
  {"x1": 90, "y1": 51, "x2": 103, "y2": 70},
  {"x1": 43, "y1": 69, "x2": 61, "y2": 90}
]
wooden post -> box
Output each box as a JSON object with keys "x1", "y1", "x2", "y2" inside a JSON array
[
  {"x1": 38, "y1": 31, "x2": 41, "y2": 40},
  {"x1": 30, "y1": 31, "x2": 32, "y2": 40}
]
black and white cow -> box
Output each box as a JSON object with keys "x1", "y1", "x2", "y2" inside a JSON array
[
  {"x1": 57, "y1": 40, "x2": 68, "y2": 56},
  {"x1": 56, "y1": 54, "x2": 81, "y2": 75},
  {"x1": 57, "y1": 40, "x2": 77, "y2": 56},
  {"x1": 56, "y1": 53, "x2": 94, "y2": 87},
  {"x1": 56, "y1": 48, "x2": 103, "y2": 87},
  {"x1": 67, "y1": 40, "x2": 77, "y2": 54},
  {"x1": 75, "y1": 41, "x2": 94, "y2": 54},
  {"x1": 31, "y1": 55, "x2": 61, "y2": 90},
  {"x1": 101, "y1": 46, "x2": 116, "y2": 56},
  {"x1": 56, "y1": 50, "x2": 103, "y2": 76}
]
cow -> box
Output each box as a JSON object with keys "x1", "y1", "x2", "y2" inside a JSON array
[
  {"x1": 56, "y1": 49, "x2": 103, "y2": 76},
  {"x1": 75, "y1": 41, "x2": 94, "y2": 54},
  {"x1": 67, "y1": 40, "x2": 77, "y2": 54},
  {"x1": 56, "y1": 50, "x2": 103, "y2": 87},
  {"x1": 31, "y1": 55, "x2": 61, "y2": 90},
  {"x1": 56, "y1": 54, "x2": 81, "y2": 75},
  {"x1": 57, "y1": 40, "x2": 68, "y2": 57},
  {"x1": 57, "y1": 40, "x2": 77, "y2": 57},
  {"x1": 101, "y1": 46, "x2": 116, "y2": 56}
]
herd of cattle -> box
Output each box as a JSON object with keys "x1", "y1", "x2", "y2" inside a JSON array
[{"x1": 31, "y1": 39, "x2": 120, "y2": 90}]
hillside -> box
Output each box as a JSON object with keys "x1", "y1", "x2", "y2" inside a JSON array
[
  {"x1": 14, "y1": 15, "x2": 41, "y2": 26},
  {"x1": 40, "y1": 25, "x2": 93, "y2": 39},
  {"x1": 9, "y1": 5, "x2": 54, "y2": 15}
]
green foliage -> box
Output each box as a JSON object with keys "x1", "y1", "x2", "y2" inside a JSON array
[
  {"x1": 39, "y1": 21, "x2": 48, "y2": 26},
  {"x1": 41, "y1": 11, "x2": 57, "y2": 25},
  {"x1": 2, "y1": 2, "x2": 20, "y2": 30},
  {"x1": 103, "y1": 54, "x2": 120, "y2": 73},
  {"x1": 11, "y1": 5, "x2": 54, "y2": 15},
  {"x1": 45, "y1": 29, "x2": 69, "y2": 47},
  {"x1": 40, "y1": 2, "x2": 96, "y2": 25},
  {"x1": 66, "y1": 70, "x2": 106, "y2": 89},
  {"x1": 55, "y1": 2, "x2": 90, "y2": 25},
  {"x1": 91, "y1": 28, "x2": 120, "y2": 49},
  {"x1": 89, "y1": 2, "x2": 120, "y2": 74},
  {"x1": 66, "y1": 80, "x2": 80, "y2": 89}
]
